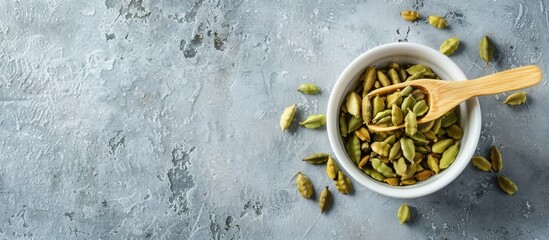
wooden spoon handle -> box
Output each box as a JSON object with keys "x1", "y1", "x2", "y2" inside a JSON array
[{"x1": 451, "y1": 65, "x2": 542, "y2": 97}]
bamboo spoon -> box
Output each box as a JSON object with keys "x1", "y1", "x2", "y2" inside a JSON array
[{"x1": 367, "y1": 65, "x2": 542, "y2": 131}]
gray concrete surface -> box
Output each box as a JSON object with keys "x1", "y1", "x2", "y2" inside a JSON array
[{"x1": 0, "y1": 0, "x2": 548, "y2": 239}]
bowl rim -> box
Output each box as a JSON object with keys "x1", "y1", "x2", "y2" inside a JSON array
[{"x1": 326, "y1": 42, "x2": 482, "y2": 199}]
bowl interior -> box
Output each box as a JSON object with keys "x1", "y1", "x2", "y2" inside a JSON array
[{"x1": 327, "y1": 43, "x2": 481, "y2": 198}]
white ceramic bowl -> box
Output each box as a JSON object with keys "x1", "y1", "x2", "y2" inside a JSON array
[{"x1": 327, "y1": 42, "x2": 482, "y2": 199}]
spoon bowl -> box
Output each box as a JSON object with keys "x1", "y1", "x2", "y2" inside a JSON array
[{"x1": 367, "y1": 65, "x2": 542, "y2": 132}]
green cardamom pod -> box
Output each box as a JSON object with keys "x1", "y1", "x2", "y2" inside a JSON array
[
  {"x1": 418, "y1": 120, "x2": 434, "y2": 133},
  {"x1": 439, "y1": 142, "x2": 459, "y2": 169},
  {"x1": 431, "y1": 118, "x2": 442, "y2": 134},
  {"x1": 372, "y1": 95, "x2": 385, "y2": 118},
  {"x1": 432, "y1": 139, "x2": 454, "y2": 153},
  {"x1": 399, "y1": 68, "x2": 408, "y2": 83},
  {"x1": 423, "y1": 130, "x2": 437, "y2": 142},
  {"x1": 404, "y1": 109, "x2": 417, "y2": 136},
  {"x1": 386, "y1": 91, "x2": 403, "y2": 108},
  {"x1": 497, "y1": 176, "x2": 518, "y2": 195},
  {"x1": 372, "y1": 109, "x2": 392, "y2": 123},
  {"x1": 346, "y1": 135, "x2": 362, "y2": 164},
  {"x1": 479, "y1": 36, "x2": 494, "y2": 63},
  {"x1": 412, "y1": 100, "x2": 429, "y2": 117},
  {"x1": 362, "y1": 96, "x2": 372, "y2": 123},
  {"x1": 490, "y1": 146, "x2": 503, "y2": 172},
  {"x1": 299, "y1": 114, "x2": 326, "y2": 129},
  {"x1": 391, "y1": 104, "x2": 404, "y2": 126},
  {"x1": 346, "y1": 92, "x2": 362, "y2": 118},
  {"x1": 400, "y1": 86, "x2": 413, "y2": 97},
  {"x1": 406, "y1": 69, "x2": 426, "y2": 81},
  {"x1": 382, "y1": 134, "x2": 396, "y2": 144},
  {"x1": 446, "y1": 124, "x2": 463, "y2": 139},
  {"x1": 279, "y1": 104, "x2": 297, "y2": 132},
  {"x1": 326, "y1": 155, "x2": 339, "y2": 180},
  {"x1": 401, "y1": 163, "x2": 418, "y2": 180},
  {"x1": 471, "y1": 156, "x2": 491, "y2": 172},
  {"x1": 503, "y1": 92, "x2": 527, "y2": 105},
  {"x1": 371, "y1": 158, "x2": 395, "y2": 177},
  {"x1": 401, "y1": 95, "x2": 417, "y2": 116},
  {"x1": 363, "y1": 167, "x2": 386, "y2": 182},
  {"x1": 374, "y1": 81, "x2": 381, "y2": 89},
  {"x1": 388, "y1": 68, "x2": 401, "y2": 85},
  {"x1": 319, "y1": 186, "x2": 333, "y2": 213},
  {"x1": 303, "y1": 153, "x2": 330, "y2": 164},
  {"x1": 389, "y1": 63, "x2": 401, "y2": 70},
  {"x1": 428, "y1": 15, "x2": 448, "y2": 28},
  {"x1": 389, "y1": 142, "x2": 403, "y2": 160},
  {"x1": 410, "y1": 89, "x2": 426, "y2": 101},
  {"x1": 416, "y1": 145, "x2": 431, "y2": 154},
  {"x1": 440, "y1": 37, "x2": 460, "y2": 56},
  {"x1": 400, "y1": 10, "x2": 420, "y2": 21},
  {"x1": 406, "y1": 64, "x2": 432, "y2": 75},
  {"x1": 377, "y1": 70, "x2": 391, "y2": 87},
  {"x1": 347, "y1": 116, "x2": 363, "y2": 133},
  {"x1": 410, "y1": 131, "x2": 429, "y2": 146},
  {"x1": 339, "y1": 113, "x2": 348, "y2": 137},
  {"x1": 371, "y1": 142, "x2": 391, "y2": 157},
  {"x1": 335, "y1": 171, "x2": 352, "y2": 194},
  {"x1": 362, "y1": 66, "x2": 377, "y2": 92},
  {"x1": 298, "y1": 83, "x2": 320, "y2": 94},
  {"x1": 296, "y1": 171, "x2": 313, "y2": 199},
  {"x1": 427, "y1": 155, "x2": 440, "y2": 174},
  {"x1": 441, "y1": 112, "x2": 457, "y2": 128},
  {"x1": 394, "y1": 157, "x2": 408, "y2": 176},
  {"x1": 400, "y1": 137, "x2": 416, "y2": 163}
]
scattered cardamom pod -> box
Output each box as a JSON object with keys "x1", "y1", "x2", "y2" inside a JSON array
[
  {"x1": 298, "y1": 83, "x2": 320, "y2": 94},
  {"x1": 479, "y1": 36, "x2": 494, "y2": 63},
  {"x1": 319, "y1": 186, "x2": 333, "y2": 213},
  {"x1": 299, "y1": 114, "x2": 326, "y2": 129},
  {"x1": 326, "y1": 155, "x2": 339, "y2": 180},
  {"x1": 400, "y1": 10, "x2": 420, "y2": 21},
  {"x1": 296, "y1": 171, "x2": 313, "y2": 199},
  {"x1": 503, "y1": 92, "x2": 527, "y2": 105},
  {"x1": 279, "y1": 104, "x2": 297, "y2": 132},
  {"x1": 335, "y1": 171, "x2": 352, "y2": 194},
  {"x1": 303, "y1": 153, "x2": 330, "y2": 164},
  {"x1": 398, "y1": 204, "x2": 411, "y2": 224},
  {"x1": 497, "y1": 176, "x2": 518, "y2": 195},
  {"x1": 440, "y1": 37, "x2": 460, "y2": 56},
  {"x1": 490, "y1": 146, "x2": 503, "y2": 172},
  {"x1": 471, "y1": 156, "x2": 491, "y2": 172},
  {"x1": 428, "y1": 15, "x2": 448, "y2": 28}
]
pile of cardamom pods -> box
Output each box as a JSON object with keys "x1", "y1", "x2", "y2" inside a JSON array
[{"x1": 342, "y1": 63, "x2": 462, "y2": 186}]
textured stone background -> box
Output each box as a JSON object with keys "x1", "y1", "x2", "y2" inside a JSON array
[{"x1": 0, "y1": 0, "x2": 548, "y2": 239}]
